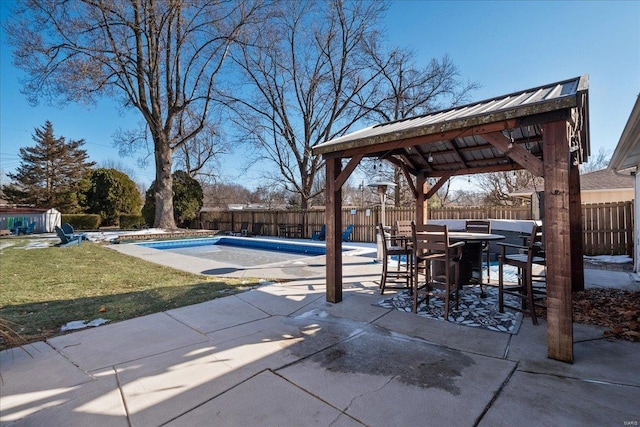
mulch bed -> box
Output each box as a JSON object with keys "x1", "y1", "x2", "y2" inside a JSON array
[{"x1": 572, "y1": 288, "x2": 640, "y2": 342}]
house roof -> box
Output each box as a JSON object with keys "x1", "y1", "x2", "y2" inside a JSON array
[
  {"x1": 609, "y1": 94, "x2": 640, "y2": 171},
  {"x1": 313, "y1": 75, "x2": 590, "y2": 178},
  {"x1": 510, "y1": 168, "x2": 634, "y2": 197}
]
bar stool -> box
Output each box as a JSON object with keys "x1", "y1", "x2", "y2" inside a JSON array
[{"x1": 378, "y1": 223, "x2": 413, "y2": 294}]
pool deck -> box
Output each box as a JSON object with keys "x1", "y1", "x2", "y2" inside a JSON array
[{"x1": 1, "y1": 238, "x2": 639, "y2": 426}]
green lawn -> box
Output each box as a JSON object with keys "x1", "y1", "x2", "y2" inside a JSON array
[{"x1": 0, "y1": 238, "x2": 259, "y2": 348}]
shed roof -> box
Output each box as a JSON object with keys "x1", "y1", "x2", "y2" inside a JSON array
[{"x1": 313, "y1": 75, "x2": 590, "y2": 178}]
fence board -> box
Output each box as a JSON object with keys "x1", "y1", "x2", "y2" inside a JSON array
[{"x1": 200, "y1": 201, "x2": 634, "y2": 256}]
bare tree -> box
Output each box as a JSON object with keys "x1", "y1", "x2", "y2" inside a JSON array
[
  {"x1": 475, "y1": 170, "x2": 541, "y2": 206},
  {"x1": 361, "y1": 47, "x2": 478, "y2": 206},
  {"x1": 7, "y1": 0, "x2": 263, "y2": 228},
  {"x1": 173, "y1": 114, "x2": 230, "y2": 183},
  {"x1": 223, "y1": 0, "x2": 387, "y2": 209},
  {"x1": 580, "y1": 147, "x2": 611, "y2": 174}
]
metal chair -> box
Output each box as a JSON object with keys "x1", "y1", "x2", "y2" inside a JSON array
[
  {"x1": 378, "y1": 223, "x2": 413, "y2": 295},
  {"x1": 497, "y1": 223, "x2": 546, "y2": 325},
  {"x1": 411, "y1": 222, "x2": 464, "y2": 320}
]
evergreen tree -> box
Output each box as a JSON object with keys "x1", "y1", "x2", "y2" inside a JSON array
[
  {"x1": 84, "y1": 168, "x2": 142, "y2": 226},
  {"x1": 2, "y1": 121, "x2": 95, "y2": 212}
]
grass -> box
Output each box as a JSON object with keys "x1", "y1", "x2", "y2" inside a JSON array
[{"x1": 0, "y1": 238, "x2": 260, "y2": 349}]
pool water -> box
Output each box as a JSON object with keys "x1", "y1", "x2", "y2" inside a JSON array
[{"x1": 136, "y1": 236, "x2": 328, "y2": 268}]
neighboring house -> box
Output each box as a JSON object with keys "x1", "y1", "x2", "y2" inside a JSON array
[
  {"x1": 609, "y1": 93, "x2": 640, "y2": 273},
  {"x1": 510, "y1": 168, "x2": 634, "y2": 204}
]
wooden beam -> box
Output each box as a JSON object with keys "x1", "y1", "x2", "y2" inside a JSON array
[
  {"x1": 432, "y1": 163, "x2": 521, "y2": 177},
  {"x1": 325, "y1": 157, "x2": 343, "y2": 303},
  {"x1": 416, "y1": 173, "x2": 427, "y2": 225},
  {"x1": 569, "y1": 158, "x2": 585, "y2": 291},
  {"x1": 484, "y1": 132, "x2": 544, "y2": 177},
  {"x1": 425, "y1": 172, "x2": 453, "y2": 199},
  {"x1": 543, "y1": 120, "x2": 574, "y2": 363},
  {"x1": 335, "y1": 154, "x2": 363, "y2": 189},
  {"x1": 333, "y1": 120, "x2": 519, "y2": 159},
  {"x1": 399, "y1": 163, "x2": 417, "y2": 197}
]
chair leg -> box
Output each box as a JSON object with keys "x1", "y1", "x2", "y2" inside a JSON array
[
  {"x1": 485, "y1": 250, "x2": 491, "y2": 284},
  {"x1": 524, "y1": 270, "x2": 538, "y2": 325},
  {"x1": 443, "y1": 262, "x2": 450, "y2": 321},
  {"x1": 412, "y1": 259, "x2": 419, "y2": 313},
  {"x1": 498, "y1": 257, "x2": 504, "y2": 313},
  {"x1": 380, "y1": 257, "x2": 388, "y2": 294}
]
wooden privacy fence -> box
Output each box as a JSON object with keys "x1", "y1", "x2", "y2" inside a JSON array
[
  {"x1": 199, "y1": 201, "x2": 633, "y2": 256},
  {"x1": 581, "y1": 201, "x2": 633, "y2": 256}
]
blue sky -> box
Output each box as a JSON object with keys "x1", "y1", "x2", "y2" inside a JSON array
[{"x1": 1, "y1": 0, "x2": 639, "y2": 190}]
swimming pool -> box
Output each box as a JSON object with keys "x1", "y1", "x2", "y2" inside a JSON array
[{"x1": 136, "y1": 236, "x2": 331, "y2": 267}]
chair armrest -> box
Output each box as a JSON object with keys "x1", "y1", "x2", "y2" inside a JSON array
[{"x1": 449, "y1": 241, "x2": 465, "y2": 249}]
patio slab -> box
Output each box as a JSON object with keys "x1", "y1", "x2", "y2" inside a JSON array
[
  {"x1": 371, "y1": 306, "x2": 512, "y2": 359},
  {"x1": 1, "y1": 368, "x2": 128, "y2": 426},
  {"x1": 165, "y1": 370, "x2": 364, "y2": 426},
  {"x1": 234, "y1": 281, "x2": 326, "y2": 316},
  {"x1": 479, "y1": 370, "x2": 640, "y2": 426},
  {"x1": 508, "y1": 320, "x2": 640, "y2": 387},
  {"x1": 110, "y1": 314, "x2": 368, "y2": 426},
  {"x1": 166, "y1": 294, "x2": 271, "y2": 333},
  {"x1": 278, "y1": 326, "x2": 517, "y2": 427},
  {"x1": 47, "y1": 312, "x2": 208, "y2": 371}
]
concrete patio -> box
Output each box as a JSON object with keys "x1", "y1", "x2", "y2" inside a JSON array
[{"x1": 1, "y1": 246, "x2": 639, "y2": 426}]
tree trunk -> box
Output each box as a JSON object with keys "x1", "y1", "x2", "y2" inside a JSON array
[{"x1": 154, "y1": 139, "x2": 177, "y2": 229}]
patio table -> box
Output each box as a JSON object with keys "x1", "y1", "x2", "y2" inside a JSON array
[{"x1": 448, "y1": 232, "x2": 505, "y2": 286}]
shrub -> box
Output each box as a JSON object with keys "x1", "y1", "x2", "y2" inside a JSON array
[
  {"x1": 61, "y1": 214, "x2": 101, "y2": 230},
  {"x1": 119, "y1": 214, "x2": 146, "y2": 229}
]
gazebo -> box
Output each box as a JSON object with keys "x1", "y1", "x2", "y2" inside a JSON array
[{"x1": 312, "y1": 75, "x2": 590, "y2": 363}]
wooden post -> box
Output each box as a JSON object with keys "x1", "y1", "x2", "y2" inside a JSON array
[
  {"x1": 325, "y1": 157, "x2": 343, "y2": 303},
  {"x1": 543, "y1": 121, "x2": 574, "y2": 363},
  {"x1": 569, "y1": 157, "x2": 585, "y2": 291},
  {"x1": 416, "y1": 173, "x2": 427, "y2": 224}
]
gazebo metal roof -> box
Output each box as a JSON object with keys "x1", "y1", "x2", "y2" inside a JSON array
[{"x1": 314, "y1": 75, "x2": 590, "y2": 177}]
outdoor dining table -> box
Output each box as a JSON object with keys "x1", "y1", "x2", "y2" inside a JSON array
[{"x1": 448, "y1": 232, "x2": 505, "y2": 286}]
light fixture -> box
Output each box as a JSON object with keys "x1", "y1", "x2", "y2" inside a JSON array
[{"x1": 427, "y1": 152, "x2": 433, "y2": 163}]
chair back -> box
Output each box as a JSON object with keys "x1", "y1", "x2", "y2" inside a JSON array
[
  {"x1": 395, "y1": 220, "x2": 413, "y2": 237},
  {"x1": 524, "y1": 222, "x2": 544, "y2": 255},
  {"x1": 378, "y1": 223, "x2": 389, "y2": 255},
  {"x1": 55, "y1": 226, "x2": 70, "y2": 244},
  {"x1": 411, "y1": 222, "x2": 450, "y2": 256},
  {"x1": 342, "y1": 224, "x2": 354, "y2": 242},
  {"x1": 62, "y1": 223, "x2": 74, "y2": 235},
  {"x1": 465, "y1": 220, "x2": 490, "y2": 234}
]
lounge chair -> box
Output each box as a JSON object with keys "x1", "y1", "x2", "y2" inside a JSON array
[
  {"x1": 55, "y1": 225, "x2": 82, "y2": 247},
  {"x1": 62, "y1": 223, "x2": 89, "y2": 240},
  {"x1": 10, "y1": 221, "x2": 23, "y2": 235},
  {"x1": 237, "y1": 221, "x2": 249, "y2": 237},
  {"x1": 342, "y1": 224, "x2": 354, "y2": 242},
  {"x1": 248, "y1": 222, "x2": 263, "y2": 237},
  {"x1": 311, "y1": 225, "x2": 326, "y2": 241},
  {"x1": 21, "y1": 221, "x2": 37, "y2": 235}
]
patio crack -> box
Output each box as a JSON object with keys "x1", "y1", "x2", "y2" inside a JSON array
[
  {"x1": 473, "y1": 362, "x2": 519, "y2": 427},
  {"x1": 114, "y1": 366, "x2": 133, "y2": 427}
]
